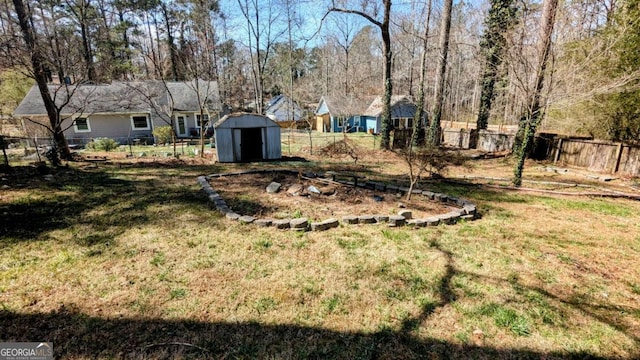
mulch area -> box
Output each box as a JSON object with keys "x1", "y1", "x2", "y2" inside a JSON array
[{"x1": 211, "y1": 172, "x2": 454, "y2": 220}]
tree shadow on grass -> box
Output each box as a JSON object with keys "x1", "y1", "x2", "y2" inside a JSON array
[
  {"x1": 0, "y1": 309, "x2": 614, "y2": 359},
  {"x1": 0, "y1": 165, "x2": 213, "y2": 246}
]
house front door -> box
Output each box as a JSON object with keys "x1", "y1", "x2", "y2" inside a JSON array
[{"x1": 176, "y1": 115, "x2": 187, "y2": 137}]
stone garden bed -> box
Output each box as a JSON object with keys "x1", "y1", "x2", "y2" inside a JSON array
[{"x1": 197, "y1": 170, "x2": 478, "y2": 231}]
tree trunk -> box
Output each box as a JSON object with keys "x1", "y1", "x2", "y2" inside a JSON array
[
  {"x1": 412, "y1": 0, "x2": 432, "y2": 147},
  {"x1": 429, "y1": 0, "x2": 453, "y2": 146},
  {"x1": 329, "y1": 0, "x2": 393, "y2": 150},
  {"x1": 379, "y1": 0, "x2": 393, "y2": 150},
  {"x1": 476, "y1": 0, "x2": 517, "y2": 131},
  {"x1": 12, "y1": 0, "x2": 71, "y2": 164},
  {"x1": 161, "y1": 3, "x2": 180, "y2": 81},
  {"x1": 513, "y1": 0, "x2": 558, "y2": 186}
]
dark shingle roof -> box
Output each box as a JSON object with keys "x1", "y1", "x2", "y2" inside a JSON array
[
  {"x1": 317, "y1": 96, "x2": 369, "y2": 117},
  {"x1": 13, "y1": 80, "x2": 220, "y2": 116},
  {"x1": 363, "y1": 95, "x2": 414, "y2": 117}
]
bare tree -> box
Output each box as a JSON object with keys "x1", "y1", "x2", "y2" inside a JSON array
[
  {"x1": 328, "y1": 0, "x2": 393, "y2": 150},
  {"x1": 428, "y1": 0, "x2": 453, "y2": 146},
  {"x1": 513, "y1": 0, "x2": 559, "y2": 186},
  {"x1": 237, "y1": 0, "x2": 284, "y2": 114},
  {"x1": 412, "y1": 0, "x2": 433, "y2": 146},
  {"x1": 11, "y1": 0, "x2": 72, "y2": 164}
]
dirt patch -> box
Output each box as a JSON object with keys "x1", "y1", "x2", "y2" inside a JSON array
[{"x1": 211, "y1": 172, "x2": 455, "y2": 220}]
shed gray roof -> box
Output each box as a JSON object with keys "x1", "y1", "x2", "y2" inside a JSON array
[
  {"x1": 13, "y1": 80, "x2": 220, "y2": 117},
  {"x1": 214, "y1": 113, "x2": 280, "y2": 129},
  {"x1": 363, "y1": 95, "x2": 415, "y2": 117}
]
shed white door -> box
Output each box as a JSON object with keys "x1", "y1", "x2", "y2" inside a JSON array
[{"x1": 233, "y1": 129, "x2": 242, "y2": 161}]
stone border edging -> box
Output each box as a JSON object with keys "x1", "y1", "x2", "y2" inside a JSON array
[{"x1": 197, "y1": 169, "x2": 478, "y2": 231}]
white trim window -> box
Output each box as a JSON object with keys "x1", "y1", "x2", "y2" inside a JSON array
[
  {"x1": 130, "y1": 114, "x2": 150, "y2": 130},
  {"x1": 195, "y1": 113, "x2": 209, "y2": 128},
  {"x1": 336, "y1": 116, "x2": 346, "y2": 128},
  {"x1": 73, "y1": 117, "x2": 91, "y2": 133}
]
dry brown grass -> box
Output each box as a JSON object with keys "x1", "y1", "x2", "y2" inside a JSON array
[{"x1": 1, "y1": 143, "x2": 639, "y2": 359}]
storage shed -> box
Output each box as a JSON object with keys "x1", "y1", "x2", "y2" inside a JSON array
[{"x1": 214, "y1": 113, "x2": 281, "y2": 162}]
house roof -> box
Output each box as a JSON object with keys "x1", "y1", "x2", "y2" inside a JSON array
[
  {"x1": 363, "y1": 95, "x2": 415, "y2": 117},
  {"x1": 316, "y1": 95, "x2": 369, "y2": 117},
  {"x1": 13, "y1": 80, "x2": 220, "y2": 117},
  {"x1": 265, "y1": 95, "x2": 302, "y2": 121}
]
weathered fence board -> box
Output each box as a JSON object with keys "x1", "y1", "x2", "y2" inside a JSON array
[{"x1": 553, "y1": 138, "x2": 640, "y2": 176}]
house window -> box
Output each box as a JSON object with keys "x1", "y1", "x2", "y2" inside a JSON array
[
  {"x1": 354, "y1": 116, "x2": 360, "y2": 127},
  {"x1": 195, "y1": 114, "x2": 209, "y2": 128},
  {"x1": 73, "y1": 117, "x2": 91, "y2": 133},
  {"x1": 393, "y1": 118, "x2": 401, "y2": 128},
  {"x1": 131, "y1": 115, "x2": 150, "y2": 130},
  {"x1": 337, "y1": 117, "x2": 346, "y2": 128},
  {"x1": 407, "y1": 118, "x2": 414, "y2": 129}
]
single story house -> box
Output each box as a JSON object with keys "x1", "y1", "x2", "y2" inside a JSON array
[
  {"x1": 265, "y1": 95, "x2": 303, "y2": 127},
  {"x1": 362, "y1": 95, "x2": 419, "y2": 134},
  {"x1": 13, "y1": 79, "x2": 221, "y2": 145},
  {"x1": 214, "y1": 113, "x2": 281, "y2": 162},
  {"x1": 314, "y1": 96, "x2": 369, "y2": 133},
  {"x1": 314, "y1": 95, "x2": 421, "y2": 134}
]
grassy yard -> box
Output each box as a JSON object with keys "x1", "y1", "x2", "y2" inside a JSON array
[{"x1": 1, "y1": 145, "x2": 639, "y2": 359}]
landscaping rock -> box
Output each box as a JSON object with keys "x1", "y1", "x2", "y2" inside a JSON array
[
  {"x1": 424, "y1": 217, "x2": 440, "y2": 226},
  {"x1": 387, "y1": 185, "x2": 399, "y2": 192},
  {"x1": 373, "y1": 195, "x2": 384, "y2": 202},
  {"x1": 463, "y1": 205, "x2": 477, "y2": 215},
  {"x1": 287, "y1": 184, "x2": 304, "y2": 195},
  {"x1": 273, "y1": 219, "x2": 291, "y2": 229},
  {"x1": 398, "y1": 186, "x2": 410, "y2": 193},
  {"x1": 307, "y1": 185, "x2": 321, "y2": 194},
  {"x1": 320, "y1": 186, "x2": 336, "y2": 195},
  {"x1": 358, "y1": 215, "x2": 376, "y2": 224},
  {"x1": 398, "y1": 210, "x2": 412, "y2": 219},
  {"x1": 407, "y1": 219, "x2": 427, "y2": 228},
  {"x1": 310, "y1": 218, "x2": 339, "y2": 231},
  {"x1": 342, "y1": 215, "x2": 359, "y2": 224},
  {"x1": 437, "y1": 212, "x2": 460, "y2": 225},
  {"x1": 422, "y1": 191, "x2": 435, "y2": 199},
  {"x1": 290, "y1": 218, "x2": 309, "y2": 230},
  {"x1": 225, "y1": 212, "x2": 241, "y2": 220},
  {"x1": 388, "y1": 215, "x2": 406, "y2": 227},
  {"x1": 266, "y1": 182, "x2": 282, "y2": 193},
  {"x1": 255, "y1": 219, "x2": 273, "y2": 227},
  {"x1": 239, "y1": 215, "x2": 255, "y2": 224},
  {"x1": 434, "y1": 193, "x2": 448, "y2": 202},
  {"x1": 398, "y1": 202, "x2": 406, "y2": 208},
  {"x1": 374, "y1": 215, "x2": 389, "y2": 223},
  {"x1": 461, "y1": 214, "x2": 476, "y2": 221}
]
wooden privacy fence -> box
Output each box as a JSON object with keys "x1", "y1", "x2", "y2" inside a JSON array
[
  {"x1": 442, "y1": 129, "x2": 515, "y2": 152},
  {"x1": 550, "y1": 138, "x2": 640, "y2": 176}
]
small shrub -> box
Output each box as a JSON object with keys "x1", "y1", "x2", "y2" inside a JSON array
[
  {"x1": 86, "y1": 137, "x2": 119, "y2": 152},
  {"x1": 153, "y1": 126, "x2": 174, "y2": 144}
]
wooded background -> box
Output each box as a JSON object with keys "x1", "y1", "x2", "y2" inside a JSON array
[{"x1": 1, "y1": 0, "x2": 638, "y2": 142}]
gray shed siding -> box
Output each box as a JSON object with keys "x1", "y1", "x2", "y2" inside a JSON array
[{"x1": 214, "y1": 114, "x2": 281, "y2": 162}]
